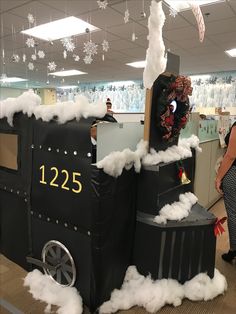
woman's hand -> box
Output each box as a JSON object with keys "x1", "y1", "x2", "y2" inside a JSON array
[{"x1": 215, "y1": 177, "x2": 223, "y2": 194}]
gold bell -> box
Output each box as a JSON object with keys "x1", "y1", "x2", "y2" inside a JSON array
[{"x1": 181, "y1": 170, "x2": 191, "y2": 185}]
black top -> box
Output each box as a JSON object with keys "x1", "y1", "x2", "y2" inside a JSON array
[{"x1": 225, "y1": 121, "x2": 236, "y2": 166}]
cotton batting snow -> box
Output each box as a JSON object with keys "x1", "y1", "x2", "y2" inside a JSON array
[
  {"x1": 143, "y1": 0, "x2": 167, "y2": 89},
  {"x1": 96, "y1": 139, "x2": 148, "y2": 177},
  {"x1": 0, "y1": 90, "x2": 107, "y2": 126},
  {"x1": 153, "y1": 192, "x2": 198, "y2": 224},
  {"x1": 97, "y1": 135, "x2": 201, "y2": 177},
  {"x1": 143, "y1": 135, "x2": 202, "y2": 166},
  {"x1": 0, "y1": 90, "x2": 41, "y2": 126},
  {"x1": 24, "y1": 269, "x2": 83, "y2": 314},
  {"x1": 99, "y1": 266, "x2": 227, "y2": 314}
]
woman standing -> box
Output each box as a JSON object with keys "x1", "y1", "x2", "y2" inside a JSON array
[{"x1": 215, "y1": 121, "x2": 236, "y2": 262}]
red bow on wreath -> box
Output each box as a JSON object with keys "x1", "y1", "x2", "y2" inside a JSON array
[
  {"x1": 168, "y1": 76, "x2": 193, "y2": 102},
  {"x1": 214, "y1": 217, "x2": 227, "y2": 237}
]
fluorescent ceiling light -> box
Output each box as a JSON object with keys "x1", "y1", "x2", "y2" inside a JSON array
[
  {"x1": 225, "y1": 48, "x2": 236, "y2": 57},
  {"x1": 21, "y1": 16, "x2": 99, "y2": 41},
  {"x1": 58, "y1": 85, "x2": 78, "y2": 89},
  {"x1": 164, "y1": 0, "x2": 225, "y2": 12},
  {"x1": 126, "y1": 60, "x2": 146, "y2": 68},
  {"x1": 0, "y1": 77, "x2": 28, "y2": 83},
  {"x1": 48, "y1": 70, "x2": 87, "y2": 77}
]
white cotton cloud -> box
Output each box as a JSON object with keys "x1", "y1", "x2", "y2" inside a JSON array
[
  {"x1": 0, "y1": 90, "x2": 107, "y2": 126},
  {"x1": 0, "y1": 90, "x2": 41, "y2": 126},
  {"x1": 96, "y1": 139, "x2": 148, "y2": 177},
  {"x1": 143, "y1": 0, "x2": 167, "y2": 89},
  {"x1": 97, "y1": 135, "x2": 201, "y2": 178},
  {"x1": 143, "y1": 135, "x2": 202, "y2": 166},
  {"x1": 184, "y1": 269, "x2": 227, "y2": 301},
  {"x1": 154, "y1": 192, "x2": 198, "y2": 224},
  {"x1": 99, "y1": 266, "x2": 227, "y2": 314},
  {"x1": 24, "y1": 269, "x2": 83, "y2": 314}
]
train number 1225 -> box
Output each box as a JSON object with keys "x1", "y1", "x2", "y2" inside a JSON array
[{"x1": 39, "y1": 165, "x2": 82, "y2": 193}]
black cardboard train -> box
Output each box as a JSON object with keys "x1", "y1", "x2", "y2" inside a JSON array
[{"x1": 0, "y1": 73, "x2": 216, "y2": 312}]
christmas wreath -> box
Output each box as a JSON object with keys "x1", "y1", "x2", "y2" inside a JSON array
[{"x1": 156, "y1": 75, "x2": 192, "y2": 142}]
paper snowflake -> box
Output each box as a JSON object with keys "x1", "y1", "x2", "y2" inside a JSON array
[
  {"x1": 97, "y1": 0, "x2": 108, "y2": 9},
  {"x1": 169, "y1": 7, "x2": 178, "y2": 18},
  {"x1": 38, "y1": 50, "x2": 45, "y2": 59},
  {"x1": 83, "y1": 40, "x2": 98, "y2": 56},
  {"x1": 31, "y1": 54, "x2": 37, "y2": 61},
  {"x1": 61, "y1": 37, "x2": 75, "y2": 52},
  {"x1": 102, "y1": 39, "x2": 109, "y2": 52},
  {"x1": 83, "y1": 54, "x2": 93, "y2": 64},
  {"x1": 124, "y1": 9, "x2": 130, "y2": 23},
  {"x1": 11, "y1": 54, "x2": 20, "y2": 63},
  {"x1": 28, "y1": 62, "x2": 34, "y2": 71},
  {"x1": 47, "y1": 61, "x2": 57, "y2": 72},
  {"x1": 73, "y1": 54, "x2": 80, "y2": 62},
  {"x1": 27, "y1": 13, "x2": 35, "y2": 24},
  {"x1": 132, "y1": 32, "x2": 136, "y2": 42},
  {"x1": 63, "y1": 50, "x2": 67, "y2": 59},
  {"x1": 26, "y1": 37, "x2": 35, "y2": 48},
  {"x1": 22, "y1": 54, "x2": 27, "y2": 62}
]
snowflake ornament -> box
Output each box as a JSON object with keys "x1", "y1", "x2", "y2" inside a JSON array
[
  {"x1": 83, "y1": 54, "x2": 93, "y2": 64},
  {"x1": 22, "y1": 54, "x2": 27, "y2": 62},
  {"x1": 28, "y1": 62, "x2": 34, "y2": 71},
  {"x1": 63, "y1": 50, "x2": 67, "y2": 59},
  {"x1": 83, "y1": 40, "x2": 98, "y2": 56},
  {"x1": 124, "y1": 9, "x2": 130, "y2": 23},
  {"x1": 132, "y1": 32, "x2": 136, "y2": 42},
  {"x1": 26, "y1": 37, "x2": 35, "y2": 48},
  {"x1": 73, "y1": 54, "x2": 80, "y2": 62},
  {"x1": 169, "y1": 7, "x2": 178, "y2": 18},
  {"x1": 102, "y1": 39, "x2": 109, "y2": 52},
  {"x1": 31, "y1": 54, "x2": 37, "y2": 61},
  {"x1": 47, "y1": 61, "x2": 57, "y2": 72},
  {"x1": 38, "y1": 50, "x2": 45, "y2": 59},
  {"x1": 97, "y1": 0, "x2": 108, "y2": 10},
  {"x1": 27, "y1": 13, "x2": 35, "y2": 24},
  {"x1": 61, "y1": 37, "x2": 75, "y2": 52},
  {"x1": 11, "y1": 54, "x2": 20, "y2": 63}
]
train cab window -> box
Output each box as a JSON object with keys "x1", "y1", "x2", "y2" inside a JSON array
[{"x1": 0, "y1": 133, "x2": 18, "y2": 170}]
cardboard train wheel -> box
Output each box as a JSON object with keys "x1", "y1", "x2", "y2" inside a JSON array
[{"x1": 42, "y1": 240, "x2": 76, "y2": 287}]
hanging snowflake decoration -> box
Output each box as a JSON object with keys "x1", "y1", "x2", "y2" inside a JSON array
[
  {"x1": 83, "y1": 40, "x2": 98, "y2": 56},
  {"x1": 27, "y1": 13, "x2": 35, "y2": 24},
  {"x1": 31, "y1": 54, "x2": 37, "y2": 61},
  {"x1": 63, "y1": 50, "x2": 67, "y2": 59},
  {"x1": 83, "y1": 54, "x2": 93, "y2": 64},
  {"x1": 22, "y1": 54, "x2": 27, "y2": 62},
  {"x1": 38, "y1": 50, "x2": 45, "y2": 59},
  {"x1": 102, "y1": 39, "x2": 109, "y2": 52},
  {"x1": 28, "y1": 62, "x2": 34, "y2": 71},
  {"x1": 47, "y1": 61, "x2": 57, "y2": 72},
  {"x1": 73, "y1": 54, "x2": 80, "y2": 62},
  {"x1": 11, "y1": 54, "x2": 20, "y2": 63},
  {"x1": 97, "y1": 0, "x2": 108, "y2": 10},
  {"x1": 124, "y1": 9, "x2": 130, "y2": 23},
  {"x1": 61, "y1": 37, "x2": 75, "y2": 52},
  {"x1": 132, "y1": 32, "x2": 136, "y2": 42},
  {"x1": 26, "y1": 37, "x2": 35, "y2": 48},
  {"x1": 169, "y1": 7, "x2": 178, "y2": 18}
]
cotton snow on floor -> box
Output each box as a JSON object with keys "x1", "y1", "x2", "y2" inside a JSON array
[
  {"x1": 24, "y1": 269, "x2": 83, "y2": 314},
  {"x1": 99, "y1": 266, "x2": 227, "y2": 314}
]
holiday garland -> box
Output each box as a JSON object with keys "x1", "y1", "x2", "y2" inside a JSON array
[{"x1": 156, "y1": 74, "x2": 192, "y2": 142}]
